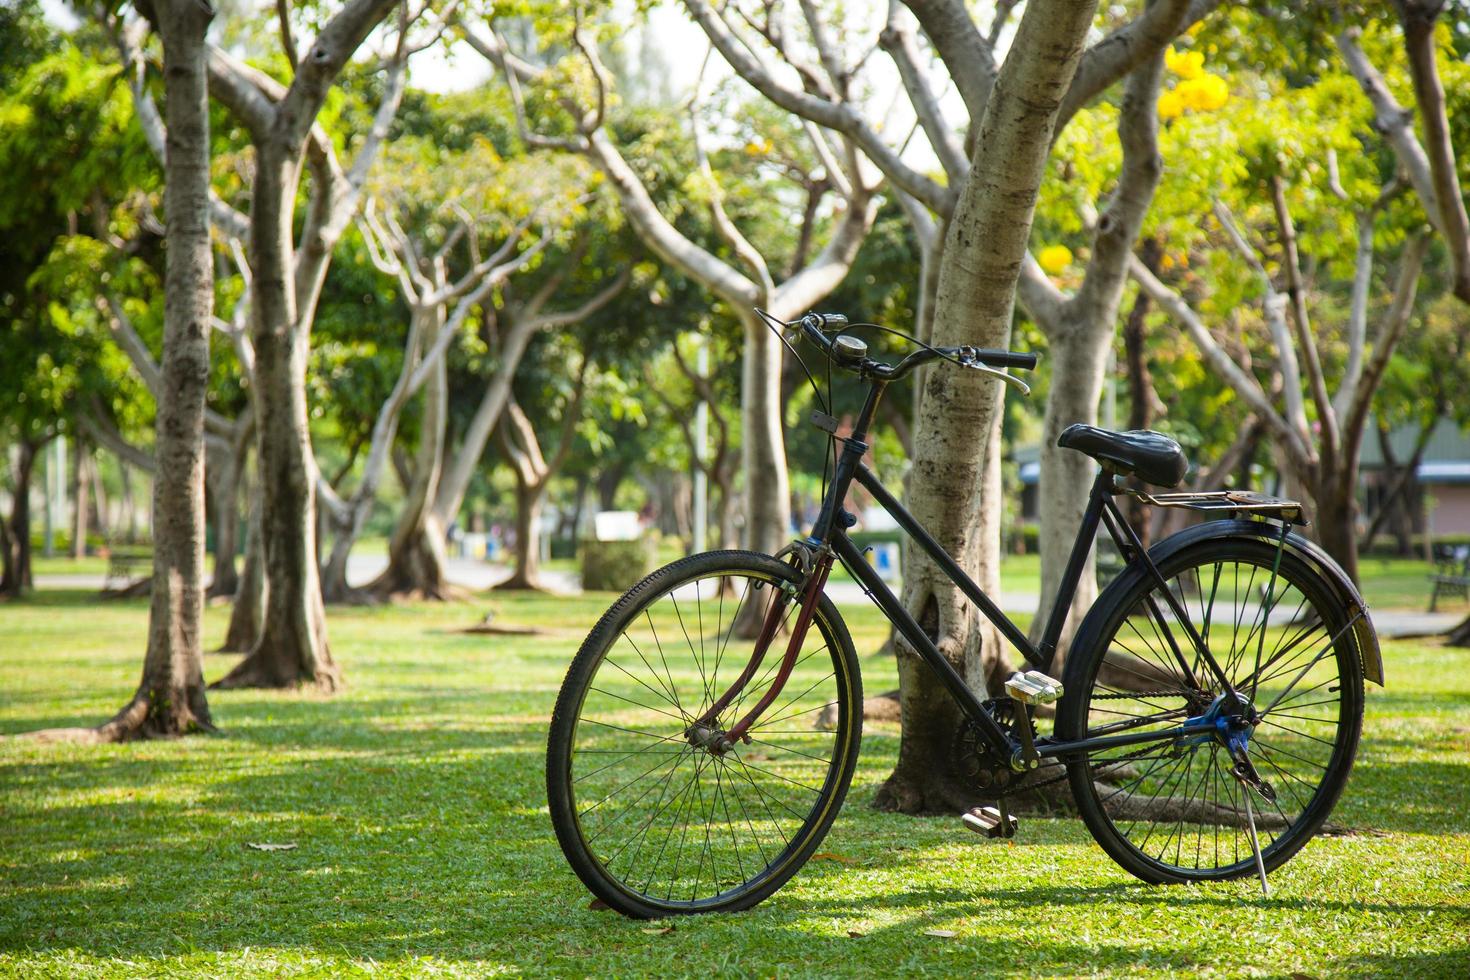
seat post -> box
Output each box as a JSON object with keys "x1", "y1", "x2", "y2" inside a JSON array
[{"x1": 1036, "y1": 468, "x2": 1113, "y2": 667}]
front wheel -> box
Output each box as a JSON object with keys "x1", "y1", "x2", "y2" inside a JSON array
[
  {"x1": 547, "y1": 550, "x2": 862, "y2": 917},
  {"x1": 1058, "y1": 535, "x2": 1364, "y2": 883}
]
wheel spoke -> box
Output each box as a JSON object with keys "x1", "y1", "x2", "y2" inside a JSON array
[
  {"x1": 556, "y1": 561, "x2": 854, "y2": 911},
  {"x1": 1075, "y1": 546, "x2": 1358, "y2": 881}
]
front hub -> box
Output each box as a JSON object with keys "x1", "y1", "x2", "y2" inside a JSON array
[{"x1": 686, "y1": 722, "x2": 731, "y2": 756}]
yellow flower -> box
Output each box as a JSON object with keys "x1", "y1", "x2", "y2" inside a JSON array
[
  {"x1": 1157, "y1": 88, "x2": 1185, "y2": 120},
  {"x1": 1039, "y1": 244, "x2": 1073, "y2": 275},
  {"x1": 1165, "y1": 45, "x2": 1205, "y2": 80},
  {"x1": 1176, "y1": 74, "x2": 1229, "y2": 112}
]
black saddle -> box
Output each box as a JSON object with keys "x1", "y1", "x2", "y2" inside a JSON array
[{"x1": 1057, "y1": 424, "x2": 1188, "y2": 488}]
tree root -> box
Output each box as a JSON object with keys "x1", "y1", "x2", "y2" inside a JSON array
[
  {"x1": 491, "y1": 575, "x2": 551, "y2": 593},
  {"x1": 101, "y1": 578, "x2": 152, "y2": 600},
  {"x1": 17, "y1": 689, "x2": 216, "y2": 743},
  {"x1": 210, "y1": 651, "x2": 341, "y2": 692},
  {"x1": 872, "y1": 766, "x2": 981, "y2": 816},
  {"x1": 368, "y1": 580, "x2": 471, "y2": 603},
  {"x1": 1096, "y1": 780, "x2": 1290, "y2": 830}
]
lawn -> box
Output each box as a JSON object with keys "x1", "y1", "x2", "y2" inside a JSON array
[{"x1": 1, "y1": 583, "x2": 1467, "y2": 978}]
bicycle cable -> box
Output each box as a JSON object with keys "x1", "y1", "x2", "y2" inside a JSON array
[{"x1": 754, "y1": 307, "x2": 838, "y2": 508}]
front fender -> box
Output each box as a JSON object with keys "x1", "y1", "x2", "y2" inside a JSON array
[{"x1": 1142, "y1": 519, "x2": 1384, "y2": 686}]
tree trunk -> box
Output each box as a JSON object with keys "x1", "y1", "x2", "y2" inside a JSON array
[
  {"x1": 596, "y1": 461, "x2": 625, "y2": 511},
  {"x1": 875, "y1": 0, "x2": 1099, "y2": 814},
  {"x1": 1314, "y1": 468, "x2": 1360, "y2": 584},
  {"x1": 214, "y1": 150, "x2": 338, "y2": 692},
  {"x1": 1032, "y1": 326, "x2": 1109, "y2": 654},
  {"x1": 220, "y1": 498, "x2": 265, "y2": 653},
  {"x1": 205, "y1": 432, "x2": 246, "y2": 599},
  {"x1": 89, "y1": 450, "x2": 108, "y2": 540},
  {"x1": 89, "y1": 0, "x2": 215, "y2": 740},
  {"x1": 1123, "y1": 239, "x2": 1162, "y2": 550},
  {"x1": 370, "y1": 346, "x2": 452, "y2": 600},
  {"x1": 496, "y1": 480, "x2": 547, "y2": 591},
  {"x1": 71, "y1": 442, "x2": 89, "y2": 560},
  {"x1": 1033, "y1": 47, "x2": 1164, "y2": 660},
  {"x1": 2, "y1": 441, "x2": 39, "y2": 597},
  {"x1": 738, "y1": 307, "x2": 790, "y2": 556},
  {"x1": 120, "y1": 462, "x2": 137, "y2": 543},
  {"x1": 715, "y1": 477, "x2": 737, "y2": 552}
]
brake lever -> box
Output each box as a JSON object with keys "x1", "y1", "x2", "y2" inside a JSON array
[{"x1": 967, "y1": 360, "x2": 1031, "y2": 395}]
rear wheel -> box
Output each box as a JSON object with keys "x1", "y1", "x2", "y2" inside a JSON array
[
  {"x1": 1058, "y1": 535, "x2": 1363, "y2": 883},
  {"x1": 547, "y1": 550, "x2": 862, "y2": 917}
]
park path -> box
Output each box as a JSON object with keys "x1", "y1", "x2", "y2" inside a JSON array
[{"x1": 34, "y1": 554, "x2": 1459, "y2": 638}]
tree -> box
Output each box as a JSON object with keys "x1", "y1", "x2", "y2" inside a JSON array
[
  {"x1": 26, "y1": 0, "x2": 217, "y2": 740},
  {"x1": 202, "y1": 0, "x2": 445, "y2": 690},
  {"x1": 679, "y1": 0, "x2": 1216, "y2": 810},
  {"x1": 366, "y1": 215, "x2": 631, "y2": 599},
  {"x1": 494, "y1": 349, "x2": 591, "y2": 590},
  {"x1": 0, "y1": 24, "x2": 151, "y2": 597},
  {"x1": 317, "y1": 197, "x2": 557, "y2": 603},
  {"x1": 99, "y1": 0, "x2": 219, "y2": 737},
  {"x1": 1130, "y1": 53, "x2": 1436, "y2": 582},
  {"x1": 471, "y1": 17, "x2": 880, "y2": 559}
]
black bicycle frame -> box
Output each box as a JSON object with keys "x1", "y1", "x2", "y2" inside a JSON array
[{"x1": 803, "y1": 377, "x2": 1238, "y2": 761}]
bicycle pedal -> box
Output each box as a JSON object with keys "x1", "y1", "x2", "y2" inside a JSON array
[
  {"x1": 1005, "y1": 670, "x2": 1064, "y2": 706},
  {"x1": 961, "y1": 805, "x2": 1018, "y2": 839}
]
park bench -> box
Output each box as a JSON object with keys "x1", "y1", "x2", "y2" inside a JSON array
[
  {"x1": 104, "y1": 546, "x2": 152, "y2": 589},
  {"x1": 1428, "y1": 544, "x2": 1470, "y2": 612}
]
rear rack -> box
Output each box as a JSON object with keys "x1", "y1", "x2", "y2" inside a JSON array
[{"x1": 1116, "y1": 488, "x2": 1307, "y2": 525}]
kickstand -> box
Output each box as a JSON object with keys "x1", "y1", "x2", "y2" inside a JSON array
[{"x1": 1242, "y1": 791, "x2": 1269, "y2": 898}]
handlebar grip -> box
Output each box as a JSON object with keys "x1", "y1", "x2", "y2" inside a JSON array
[
  {"x1": 818, "y1": 313, "x2": 849, "y2": 328},
  {"x1": 973, "y1": 348, "x2": 1038, "y2": 371}
]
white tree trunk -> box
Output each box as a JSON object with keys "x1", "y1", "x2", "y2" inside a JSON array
[
  {"x1": 875, "y1": 0, "x2": 1099, "y2": 814},
  {"x1": 1032, "y1": 327, "x2": 1108, "y2": 649},
  {"x1": 738, "y1": 307, "x2": 790, "y2": 554}
]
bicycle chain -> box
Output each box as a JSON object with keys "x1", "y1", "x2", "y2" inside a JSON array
[
  {"x1": 994, "y1": 740, "x2": 1169, "y2": 798},
  {"x1": 987, "y1": 690, "x2": 1200, "y2": 798}
]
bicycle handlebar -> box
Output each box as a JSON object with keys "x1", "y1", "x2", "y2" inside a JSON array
[{"x1": 794, "y1": 312, "x2": 1037, "y2": 391}]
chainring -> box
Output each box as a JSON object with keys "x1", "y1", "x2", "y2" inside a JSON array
[{"x1": 954, "y1": 699, "x2": 1039, "y2": 797}]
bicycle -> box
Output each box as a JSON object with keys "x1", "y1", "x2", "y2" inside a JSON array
[{"x1": 547, "y1": 311, "x2": 1383, "y2": 918}]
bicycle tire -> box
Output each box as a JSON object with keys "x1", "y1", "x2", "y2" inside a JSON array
[
  {"x1": 1058, "y1": 535, "x2": 1364, "y2": 883},
  {"x1": 547, "y1": 550, "x2": 862, "y2": 917}
]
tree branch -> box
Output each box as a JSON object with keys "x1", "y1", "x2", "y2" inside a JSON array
[
  {"x1": 879, "y1": 1, "x2": 967, "y2": 183},
  {"x1": 1269, "y1": 174, "x2": 1337, "y2": 457},
  {"x1": 1213, "y1": 201, "x2": 1312, "y2": 450},
  {"x1": 681, "y1": 0, "x2": 951, "y2": 211},
  {"x1": 1344, "y1": 233, "x2": 1431, "y2": 465},
  {"x1": 1055, "y1": 0, "x2": 1212, "y2": 133},
  {"x1": 1129, "y1": 254, "x2": 1312, "y2": 466},
  {"x1": 1335, "y1": 28, "x2": 1442, "y2": 231},
  {"x1": 900, "y1": 0, "x2": 996, "y2": 123},
  {"x1": 690, "y1": 84, "x2": 775, "y2": 301},
  {"x1": 1393, "y1": 2, "x2": 1470, "y2": 302},
  {"x1": 80, "y1": 401, "x2": 155, "y2": 474},
  {"x1": 277, "y1": 0, "x2": 402, "y2": 152}
]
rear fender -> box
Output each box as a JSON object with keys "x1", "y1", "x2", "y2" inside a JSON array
[{"x1": 1139, "y1": 519, "x2": 1384, "y2": 686}]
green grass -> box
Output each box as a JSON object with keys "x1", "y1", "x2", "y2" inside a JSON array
[{"x1": 1, "y1": 588, "x2": 1467, "y2": 978}]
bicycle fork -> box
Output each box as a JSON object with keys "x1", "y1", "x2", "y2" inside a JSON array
[{"x1": 686, "y1": 551, "x2": 835, "y2": 754}]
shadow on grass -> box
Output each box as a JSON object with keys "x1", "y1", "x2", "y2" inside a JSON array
[{"x1": 2, "y1": 590, "x2": 1467, "y2": 973}]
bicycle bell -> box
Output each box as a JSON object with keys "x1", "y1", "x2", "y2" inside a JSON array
[{"x1": 831, "y1": 334, "x2": 868, "y2": 366}]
